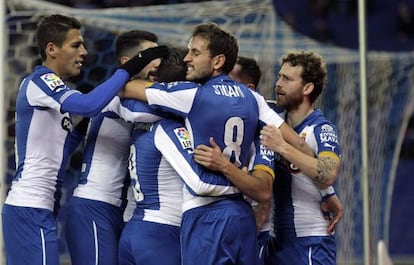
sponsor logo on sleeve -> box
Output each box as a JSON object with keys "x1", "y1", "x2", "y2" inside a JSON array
[
  {"x1": 40, "y1": 73, "x2": 65, "y2": 91},
  {"x1": 173, "y1": 127, "x2": 193, "y2": 152},
  {"x1": 323, "y1": 142, "x2": 336, "y2": 152},
  {"x1": 260, "y1": 144, "x2": 274, "y2": 163},
  {"x1": 319, "y1": 124, "x2": 338, "y2": 144}
]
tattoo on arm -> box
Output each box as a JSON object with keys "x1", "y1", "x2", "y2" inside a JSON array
[{"x1": 315, "y1": 156, "x2": 338, "y2": 184}]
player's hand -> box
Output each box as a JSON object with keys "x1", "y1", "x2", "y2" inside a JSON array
[
  {"x1": 193, "y1": 137, "x2": 230, "y2": 172},
  {"x1": 320, "y1": 194, "x2": 343, "y2": 235},
  {"x1": 260, "y1": 125, "x2": 287, "y2": 153}
]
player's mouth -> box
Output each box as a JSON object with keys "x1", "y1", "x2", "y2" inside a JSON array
[
  {"x1": 186, "y1": 65, "x2": 194, "y2": 73},
  {"x1": 276, "y1": 88, "x2": 285, "y2": 97}
]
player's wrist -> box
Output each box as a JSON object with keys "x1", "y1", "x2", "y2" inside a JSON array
[
  {"x1": 220, "y1": 160, "x2": 236, "y2": 178},
  {"x1": 319, "y1": 185, "x2": 335, "y2": 201}
]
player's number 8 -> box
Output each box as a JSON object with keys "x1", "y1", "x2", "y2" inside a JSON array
[{"x1": 222, "y1": 117, "x2": 243, "y2": 167}]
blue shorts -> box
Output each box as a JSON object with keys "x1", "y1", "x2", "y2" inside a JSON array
[
  {"x1": 181, "y1": 198, "x2": 259, "y2": 265},
  {"x1": 265, "y1": 235, "x2": 336, "y2": 265},
  {"x1": 64, "y1": 197, "x2": 124, "y2": 265},
  {"x1": 2, "y1": 204, "x2": 59, "y2": 265},
  {"x1": 118, "y1": 218, "x2": 181, "y2": 265}
]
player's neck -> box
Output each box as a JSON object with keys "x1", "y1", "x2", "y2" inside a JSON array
[
  {"x1": 43, "y1": 61, "x2": 67, "y2": 80},
  {"x1": 286, "y1": 105, "x2": 313, "y2": 128}
]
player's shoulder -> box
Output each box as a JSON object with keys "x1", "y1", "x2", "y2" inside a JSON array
[
  {"x1": 151, "y1": 81, "x2": 199, "y2": 92},
  {"x1": 30, "y1": 65, "x2": 68, "y2": 93},
  {"x1": 311, "y1": 110, "x2": 338, "y2": 131}
]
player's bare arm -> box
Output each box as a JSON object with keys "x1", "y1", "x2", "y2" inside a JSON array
[
  {"x1": 279, "y1": 122, "x2": 314, "y2": 157},
  {"x1": 252, "y1": 200, "x2": 271, "y2": 234},
  {"x1": 321, "y1": 194, "x2": 343, "y2": 235},
  {"x1": 260, "y1": 124, "x2": 340, "y2": 187},
  {"x1": 315, "y1": 156, "x2": 340, "y2": 185},
  {"x1": 194, "y1": 137, "x2": 273, "y2": 203},
  {"x1": 120, "y1": 79, "x2": 151, "y2": 101}
]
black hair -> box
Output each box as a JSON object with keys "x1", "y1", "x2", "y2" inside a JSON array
[
  {"x1": 36, "y1": 14, "x2": 82, "y2": 61},
  {"x1": 236, "y1": 56, "x2": 261, "y2": 87},
  {"x1": 115, "y1": 30, "x2": 158, "y2": 64},
  {"x1": 158, "y1": 46, "x2": 188, "y2": 82}
]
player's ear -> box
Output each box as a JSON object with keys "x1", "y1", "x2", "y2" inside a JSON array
[
  {"x1": 213, "y1": 54, "x2": 225, "y2": 70},
  {"x1": 247, "y1": 83, "x2": 256, "y2": 90},
  {"x1": 46, "y1": 42, "x2": 58, "y2": 58},
  {"x1": 120, "y1": 56, "x2": 130, "y2": 65},
  {"x1": 303, "y1": 82, "x2": 314, "y2": 96}
]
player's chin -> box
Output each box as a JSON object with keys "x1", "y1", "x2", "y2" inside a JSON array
[
  {"x1": 185, "y1": 71, "x2": 196, "y2": 81},
  {"x1": 70, "y1": 68, "x2": 82, "y2": 78}
]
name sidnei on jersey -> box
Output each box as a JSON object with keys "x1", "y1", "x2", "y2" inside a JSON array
[{"x1": 213, "y1": 84, "x2": 245, "y2": 98}]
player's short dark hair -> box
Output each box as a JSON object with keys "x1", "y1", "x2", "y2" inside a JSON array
[
  {"x1": 158, "y1": 46, "x2": 188, "y2": 82},
  {"x1": 115, "y1": 30, "x2": 158, "y2": 64},
  {"x1": 236, "y1": 56, "x2": 261, "y2": 88},
  {"x1": 281, "y1": 51, "x2": 327, "y2": 103},
  {"x1": 191, "y1": 22, "x2": 238, "y2": 74},
  {"x1": 36, "y1": 14, "x2": 82, "y2": 61}
]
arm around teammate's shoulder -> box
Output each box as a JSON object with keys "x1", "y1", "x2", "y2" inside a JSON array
[
  {"x1": 260, "y1": 124, "x2": 339, "y2": 187},
  {"x1": 61, "y1": 69, "x2": 130, "y2": 117},
  {"x1": 194, "y1": 137, "x2": 273, "y2": 203}
]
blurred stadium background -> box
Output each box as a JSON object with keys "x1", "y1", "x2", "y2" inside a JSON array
[{"x1": 3, "y1": 0, "x2": 414, "y2": 264}]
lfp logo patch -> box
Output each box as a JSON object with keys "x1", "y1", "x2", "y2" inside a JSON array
[
  {"x1": 40, "y1": 73, "x2": 65, "y2": 90},
  {"x1": 174, "y1": 127, "x2": 193, "y2": 151}
]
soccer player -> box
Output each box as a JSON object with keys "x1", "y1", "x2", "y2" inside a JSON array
[
  {"x1": 64, "y1": 29, "x2": 165, "y2": 265},
  {"x1": 2, "y1": 14, "x2": 166, "y2": 265},
  {"x1": 118, "y1": 45, "x2": 188, "y2": 265},
  {"x1": 259, "y1": 50, "x2": 342, "y2": 264}
]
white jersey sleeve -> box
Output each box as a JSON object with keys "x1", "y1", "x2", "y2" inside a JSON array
[
  {"x1": 103, "y1": 96, "x2": 163, "y2": 123},
  {"x1": 250, "y1": 90, "x2": 284, "y2": 128},
  {"x1": 145, "y1": 81, "x2": 199, "y2": 116}
]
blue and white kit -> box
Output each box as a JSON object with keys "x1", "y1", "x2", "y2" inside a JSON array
[
  {"x1": 3, "y1": 65, "x2": 131, "y2": 265},
  {"x1": 267, "y1": 109, "x2": 341, "y2": 265}
]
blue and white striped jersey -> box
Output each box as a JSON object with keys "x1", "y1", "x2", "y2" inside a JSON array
[
  {"x1": 130, "y1": 118, "x2": 245, "y2": 223},
  {"x1": 72, "y1": 115, "x2": 132, "y2": 207},
  {"x1": 72, "y1": 97, "x2": 164, "y2": 207},
  {"x1": 271, "y1": 109, "x2": 341, "y2": 239},
  {"x1": 146, "y1": 75, "x2": 283, "y2": 154},
  {"x1": 6, "y1": 65, "x2": 131, "y2": 212},
  {"x1": 129, "y1": 120, "x2": 184, "y2": 226}
]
